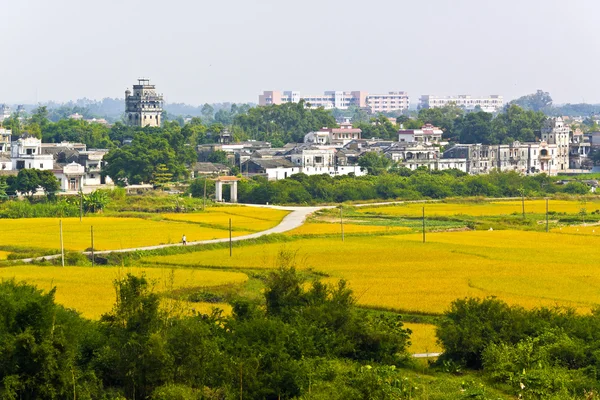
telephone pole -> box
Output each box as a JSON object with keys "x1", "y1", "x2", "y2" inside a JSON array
[
  {"x1": 340, "y1": 205, "x2": 344, "y2": 242},
  {"x1": 422, "y1": 207, "x2": 426, "y2": 243},
  {"x1": 91, "y1": 226, "x2": 95, "y2": 266},
  {"x1": 229, "y1": 218, "x2": 233, "y2": 257},
  {"x1": 60, "y1": 220, "x2": 65, "y2": 267}
]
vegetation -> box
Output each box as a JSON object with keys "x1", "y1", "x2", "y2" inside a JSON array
[
  {"x1": 0, "y1": 268, "x2": 413, "y2": 399},
  {"x1": 237, "y1": 169, "x2": 591, "y2": 205}
]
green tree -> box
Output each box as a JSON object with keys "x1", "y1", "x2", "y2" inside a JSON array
[
  {"x1": 0, "y1": 177, "x2": 8, "y2": 200},
  {"x1": 37, "y1": 170, "x2": 60, "y2": 200},
  {"x1": 357, "y1": 152, "x2": 392, "y2": 175},
  {"x1": 510, "y1": 90, "x2": 553, "y2": 111},
  {"x1": 14, "y1": 169, "x2": 41, "y2": 197}
]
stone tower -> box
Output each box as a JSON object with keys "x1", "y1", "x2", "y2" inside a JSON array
[
  {"x1": 541, "y1": 117, "x2": 570, "y2": 172},
  {"x1": 125, "y1": 79, "x2": 163, "y2": 127}
]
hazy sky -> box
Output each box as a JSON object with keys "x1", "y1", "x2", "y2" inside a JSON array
[{"x1": 1, "y1": 0, "x2": 598, "y2": 105}]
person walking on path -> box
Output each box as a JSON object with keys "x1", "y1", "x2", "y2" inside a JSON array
[{"x1": 182, "y1": 234, "x2": 187, "y2": 245}]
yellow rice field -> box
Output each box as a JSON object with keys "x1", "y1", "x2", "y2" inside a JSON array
[
  {"x1": 145, "y1": 229, "x2": 600, "y2": 314},
  {"x1": 0, "y1": 206, "x2": 287, "y2": 253},
  {"x1": 0, "y1": 251, "x2": 9, "y2": 260},
  {"x1": 285, "y1": 222, "x2": 411, "y2": 236},
  {"x1": 405, "y1": 323, "x2": 442, "y2": 354},
  {"x1": 0, "y1": 217, "x2": 252, "y2": 251},
  {"x1": 359, "y1": 199, "x2": 600, "y2": 217},
  {"x1": 163, "y1": 206, "x2": 289, "y2": 232},
  {"x1": 0, "y1": 266, "x2": 247, "y2": 319}
]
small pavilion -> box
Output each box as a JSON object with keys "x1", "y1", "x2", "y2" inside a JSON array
[{"x1": 214, "y1": 176, "x2": 240, "y2": 203}]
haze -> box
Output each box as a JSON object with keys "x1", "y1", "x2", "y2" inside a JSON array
[{"x1": 1, "y1": 0, "x2": 598, "y2": 105}]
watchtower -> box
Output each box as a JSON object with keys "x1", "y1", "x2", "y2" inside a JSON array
[{"x1": 125, "y1": 78, "x2": 164, "y2": 127}]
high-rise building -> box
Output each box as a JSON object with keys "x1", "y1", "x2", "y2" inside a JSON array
[
  {"x1": 258, "y1": 90, "x2": 409, "y2": 113},
  {"x1": 125, "y1": 79, "x2": 163, "y2": 127},
  {"x1": 419, "y1": 95, "x2": 503, "y2": 113}
]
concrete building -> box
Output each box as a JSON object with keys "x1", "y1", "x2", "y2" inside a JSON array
[
  {"x1": 419, "y1": 95, "x2": 503, "y2": 113},
  {"x1": 259, "y1": 90, "x2": 409, "y2": 113},
  {"x1": 304, "y1": 123, "x2": 362, "y2": 146},
  {"x1": 11, "y1": 136, "x2": 54, "y2": 170},
  {"x1": 397, "y1": 124, "x2": 443, "y2": 145},
  {"x1": 569, "y1": 129, "x2": 592, "y2": 169},
  {"x1": 365, "y1": 92, "x2": 409, "y2": 112},
  {"x1": 0, "y1": 105, "x2": 11, "y2": 123},
  {"x1": 125, "y1": 79, "x2": 163, "y2": 127},
  {"x1": 541, "y1": 117, "x2": 569, "y2": 172},
  {"x1": 0, "y1": 128, "x2": 11, "y2": 153}
]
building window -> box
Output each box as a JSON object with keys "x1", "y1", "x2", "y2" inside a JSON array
[{"x1": 40, "y1": 163, "x2": 43, "y2": 169}]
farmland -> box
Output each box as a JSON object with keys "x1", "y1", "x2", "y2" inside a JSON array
[
  {"x1": 0, "y1": 265, "x2": 247, "y2": 319},
  {"x1": 145, "y1": 207, "x2": 600, "y2": 314},
  {"x1": 358, "y1": 198, "x2": 600, "y2": 217},
  {"x1": 0, "y1": 206, "x2": 289, "y2": 254}
]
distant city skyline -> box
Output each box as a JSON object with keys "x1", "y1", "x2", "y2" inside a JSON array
[{"x1": 1, "y1": 0, "x2": 598, "y2": 105}]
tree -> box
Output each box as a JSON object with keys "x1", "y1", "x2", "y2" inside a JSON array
[
  {"x1": 0, "y1": 177, "x2": 8, "y2": 201},
  {"x1": 151, "y1": 164, "x2": 173, "y2": 189},
  {"x1": 37, "y1": 170, "x2": 60, "y2": 200},
  {"x1": 14, "y1": 169, "x2": 41, "y2": 197},
  {"x1": 201, "y1": 103, "x2": 214, "y2": 122},
  {"x1": 357, "y1": 152, "x2": 392, "y2": 175},
  {"x1": 82, "y1": 190, "x2": 110, "y2": 213},
  {"x1": 510, "y1": 90, "x2": 553, "y2": 112},
  {"x1": 207, "y1": 150, "x2": 229, "y2": 164}
]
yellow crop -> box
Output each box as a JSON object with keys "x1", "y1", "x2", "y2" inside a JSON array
[
  {"x1": 0, "y1": 251, "x2": 9, "y2": 260},
  {"x1": 146, "y1": 229, "x2": 600, "y2": 314},
  {"x1": 404, "y1": 323, "x2": 442, "y2": 354},
  {"x1": 0, "y1": 217, "x2": 252, "y2": 252},
  {"x1": 285, "y1": 222, "x2": 410, "y2": 236},
  {"x1": 163, "y1": 206, "x2": 289, "y2": 232},
  {"x1": 359, "y1": 199, "x2": 599, "y2": 217},
  {"x1": 0, "y1": 266, "x2": 247, "y2": 319}
]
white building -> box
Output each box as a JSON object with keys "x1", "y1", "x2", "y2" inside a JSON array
[
  {"x1": 419, "y1": 95, "x2": 503, "y2": 113},
  {"x1": 304, "y1": 123, "x2": 362, "y2": 146},
  {"x1": 0, "y1": 128, "x2": 11, "y2": 153},
  {"x1": 11, "y1": 136, "x2": 54, "y2": 171},
  {"x1": 365, "y1": 92, "x2": 410, "y2": 113},
  {"x1": 0, "y1": 105, "x2": 10, "y2": 123},
  {"x1": 54, "y1": 162, "x2": 86, "y2": 192},
  {"x1": 397, "y1": 124, "x2": 443, "y2": 145},
  {"x1": 259, "y1": 90, "x2": 410, "y2": 113},
  {"x1": 541, "y1": 117, "x2": 570, "y2": 172}
]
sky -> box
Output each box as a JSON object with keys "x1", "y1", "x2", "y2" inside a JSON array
[{"x1": 1, "y1": 0, "x2": 599, "y2": 105}]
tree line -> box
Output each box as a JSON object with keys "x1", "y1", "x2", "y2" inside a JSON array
[{"x1": 223, "y1": 169, "x2": 590, "y2": 205}]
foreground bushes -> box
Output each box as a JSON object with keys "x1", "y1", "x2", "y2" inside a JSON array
[
  {"x1": 438, "y1": 297, "x2": 600, "y2": 398},
  {"x1": 0, "y1": 268, "x2": 410, "y2": 399}
]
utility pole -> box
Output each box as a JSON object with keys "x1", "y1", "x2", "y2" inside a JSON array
[
  {"x1": 546, "y1": 198, "x2": 549, "y2": 233},
  {"x1": 91, "y1": 226, "x2": 95, "y2": 267},
  {"x1": 229, "y1": 218, "x2": 232, "y2": 257},
  {"x1": 203, "y1": 179, "x2": 207, "y2": 211},
  {"x1": 518, "y1": 188, "x2": 525, "y2": 219},
  {"x1": 60, "y1": 220, "x2": 65, "y2": 267},
  {"x1": 422, "y1": 207, "x2": 426, "y2": 243},
  {"x1": 340, "y1": 205, "x2": 344, "y2": 242},
  {"x1": 79, "y1": 191, "x2": 83, "y2": 222}
]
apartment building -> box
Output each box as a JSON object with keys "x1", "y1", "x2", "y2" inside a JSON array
[
  {"x1": 419, "y1": 95, "x2": 503, "y2": 113},
  {"x1": 541, "y1": 117, "x2": 569, "y2": 172},
  {"x1": 258, "y1": 90, "x2": 409, "y2": 113}
]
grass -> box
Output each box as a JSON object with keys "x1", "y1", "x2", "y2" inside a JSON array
[
  {"x1": 0, "y1": 265, "x2": 248, "y2": 319},
  {"x1": 0, "y1": 206, "x2": 288, "y2": 253},
  {"x1": 143, "y1": 229, "x2": 600, "y2": 315}
]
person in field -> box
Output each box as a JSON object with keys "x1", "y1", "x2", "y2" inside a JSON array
[{"x1": 182, "y1": 234, "x2": 187, "y2": 245}]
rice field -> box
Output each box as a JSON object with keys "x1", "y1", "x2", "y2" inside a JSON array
[
  {"x1": 405, "y1": 323, "x2": 442, "y2": 354},
  {"x1": 163, "y1": 206, "x2": 289, "y2": 232},
  {"x1": 358, "y1": 199, "x2": 600, "y2": 217},
  {"x1": 0, "y1": 266, "x2": 247, "y2": 319},
  {"x1": 144, "y1": 229, "x2": 600, "y2": 314},
  {"x1": 0, "y1": 206, "x2": 288, "y2": 252},
  {"x1": 285, "y1": 222, "x2": 412, "y2": 236},
  {"x1": 0, "y1": 251, "x2": 9, "y2": 260}
]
